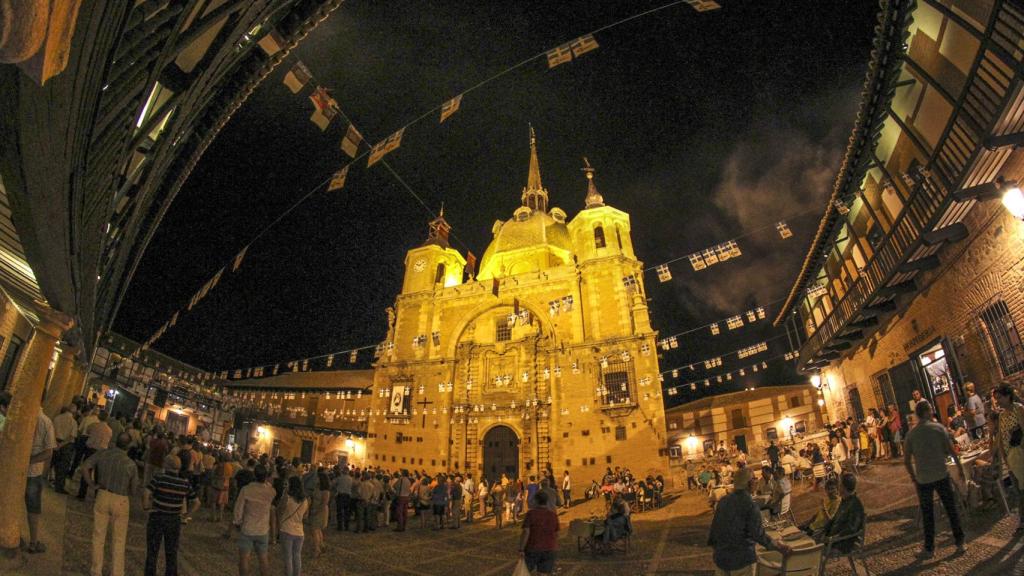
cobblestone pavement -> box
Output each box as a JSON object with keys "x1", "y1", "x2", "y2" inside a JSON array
[{"x1": 51, "y1": 464, "x2": 1024, "y2": 575}]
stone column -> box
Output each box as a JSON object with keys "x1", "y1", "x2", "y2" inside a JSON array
[
  {"x1": 58, "y1": 357, "x2": 89, "y2": 412},
  {"x1": 41, "y1": 344, "x2": 77, "y2": 417},
  {"x1": 0, "y1": 308, "x2": 73, "y2": 556}
]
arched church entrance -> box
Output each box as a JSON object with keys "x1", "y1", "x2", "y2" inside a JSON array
[{"x1": 482, "y1": 425, "x2": 520, "y2": 483}]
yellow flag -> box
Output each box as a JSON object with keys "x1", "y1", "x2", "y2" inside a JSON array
[
  {"x1": 341, "y1": 124, "x2": 362, "y2": 158},
  {"x1": 283, "y1": 62, "x2": 312, "y2": 93},
  {"x1": 546, "y1": 44, "x2": 573, "y2": 68},
  {"x1": 570, "y1": 34, "x2": 599, "y2": 57},
  {"x1": 440, "y1": 95, "x2": 463, "y2": 123},
  {"x1": 328, "y1": 165, "x2": 349, "y2": 191}
]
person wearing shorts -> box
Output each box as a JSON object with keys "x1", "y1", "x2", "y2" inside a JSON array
[
  {"x1": 519, "y1": 491, "x2": 559, "y2": 575},
  {"x1": 231, "y1": 464, "x2": 275, "y2": 576}
]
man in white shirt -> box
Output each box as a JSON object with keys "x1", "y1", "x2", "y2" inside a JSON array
[
  {"x1": 26, "y1": 410, "x2": 57, "y2": 553},
  {"x1": 561, "y1": 471, "x2": 572, "y2": 509},
  {"x1": 51, "y1": 406, "x2": 78, "y2": 493},
  {"x1": 78, "y1": 411, "x2": 113, "y2": 499},
  {"x1": 462, "y1": 474, "x2": 476, "y2": 523}
]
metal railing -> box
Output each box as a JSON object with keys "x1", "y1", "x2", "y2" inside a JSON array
[{"x1": 801, "y1": 3, "x2": 1019, "y2": 365}]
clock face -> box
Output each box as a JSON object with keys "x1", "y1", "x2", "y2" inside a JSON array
[{"x1": 413, "y1": 258, "x2": 427, "y2": 272}]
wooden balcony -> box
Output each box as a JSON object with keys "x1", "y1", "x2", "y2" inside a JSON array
[{"x1": 800, "y1": 1, "x2": 1024, "y2": 370}]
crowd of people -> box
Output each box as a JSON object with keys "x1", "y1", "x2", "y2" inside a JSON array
[
  {"x1": 0, "y1": 391, "x2": 595, "y2": 576},
  {"x1": 6, "y1": 377, "x2": 1024, "y2": 576},
  {"x1": 704, "y1": 379, "x2": 1024, "y2": 574}
]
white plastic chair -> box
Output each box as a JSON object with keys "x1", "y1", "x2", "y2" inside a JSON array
[
  {"x1": 778, "y1": 493, "x2": 796, "y2": 525},
  {"x1": 758, "y1": 543, "x2": 824, "y2": 576}
]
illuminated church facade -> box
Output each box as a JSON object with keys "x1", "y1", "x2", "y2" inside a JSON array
[{"x1": 365, "y1": 130, "x2": 668, "y2": 482}]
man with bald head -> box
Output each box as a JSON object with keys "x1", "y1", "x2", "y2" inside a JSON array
[
  {"x1": 82, "y1": 432, "x2": 139, "y2": 576},
  {"x1": 143, "y1": 454, "x2": 198, "y2": 576}
]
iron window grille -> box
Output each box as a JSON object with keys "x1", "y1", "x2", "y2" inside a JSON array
[
  {"x1": 980, "y1": 300, "x2": 1024, "y2": 377},
  {"x1": 599, "y1": 357, "x2": 635, "y2": 406}
]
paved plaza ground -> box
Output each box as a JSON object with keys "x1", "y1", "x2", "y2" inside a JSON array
[{"x1": 7, "y1": 462, "x2": 1024, "y2": 575}]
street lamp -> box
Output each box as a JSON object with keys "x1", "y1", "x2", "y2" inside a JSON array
[
  {"x1": 780, "y1": 416, "x2": 794, "y2": 445},
  {"x1": 1002, "y1": 185, "x2": 1024, "y2": 220},
  {"x1": 810, "y1": 373, "x2": 821, "y2": 389},
  {"x1": 954, "y1": 178, "x2": 1024, "y2": 221}
]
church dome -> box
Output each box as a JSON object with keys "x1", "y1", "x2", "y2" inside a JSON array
[
  {"x1": 479, "y1": 209, "x2": 572, "y2": 272},
  {"x1": 476, "y1": 128, "x2": 574, "y2": 280}
]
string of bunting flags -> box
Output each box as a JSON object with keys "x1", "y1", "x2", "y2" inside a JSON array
[
  {"x1": 664, "y1": 349, "x2": 799, "y2": 396},
  {"x1": 645, "y1": 204, "x2": 824, "y2": 284},
  {"x1": 658, "y1": 330, "x2": 794, "y2": 377},
  {"x1": 656, "y1": 297, "x2": 785, "y2": 349},
  {"x1": 136, "y1": 0, "x2": 723, "y2": 355}
]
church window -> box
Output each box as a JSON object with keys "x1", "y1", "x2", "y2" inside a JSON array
[
  {"x1": 589, "y1": 457, "x2": 596, "y2": 465},
  {"x1": 615, "y1": 426, "x2": 626, "y2": 441},
  {"x1": 435, "y1": 263, "x2": 446, "y2": 284},
  {"x1": 562, "y1": 432, "x2": 569, "y2": 438},
  {"x1": 581, "y1": 430, "x2": 590, "y2": 436},
  {"x1": 600, "y1": 357, "x2": 634, "y2": 406},
  {"x1": 565, "y1": 459, "x2": 571, "y2": 467},
  {"x1": 606, "y1": 455, "x2": 613, "y2": 464},
  {"x1": 594, "y1": 226, "x2": 606, "y2": 248},
  {"x1": 616, "y1": 227, "x2": 623, "y2": 249},
  {"x1": 495, "y1": 317, "x2": 512, "y2": 342},
  {"x1": 601, "y1": 426, "x2": 611, "y2": 434}
]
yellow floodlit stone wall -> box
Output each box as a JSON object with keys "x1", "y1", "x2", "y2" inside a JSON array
[{"x1": 367, "y1": 157, "x2": 668, "y2": 483}]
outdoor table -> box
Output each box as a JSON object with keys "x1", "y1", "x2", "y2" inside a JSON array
[
  {"x1": 763, "y1": 524, "x2": 816, "y2": 550},
  {"x1": 757, "y1": 522, "x2": 817, "y2": 568}
]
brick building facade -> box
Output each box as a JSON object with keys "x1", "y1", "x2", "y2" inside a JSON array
[{"x1": 776, "y1": 0, "x2": 1024, "y2": 425}]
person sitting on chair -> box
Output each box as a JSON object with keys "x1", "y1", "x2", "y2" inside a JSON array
[
  {"x1": 601, "y1": 499, "x2": 632, "y2": 551},
  {"x1": 800, "y1": 478, "x2": 840, "y2": 539},
  {"x1": 818, "y1": 473, "x2": 865, "y2": 552}
]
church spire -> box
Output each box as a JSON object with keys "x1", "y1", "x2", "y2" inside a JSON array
[
  {"x1": 581, "y1": 157, "x2": 604, "y2": 208},
  {"x1": 521, "y1": 125, "x2": 549, "y2": 212},
  {"x1": 527, "y1": 125, "x2": 542, "y2": 191},
  {"x1": 424, "y1": 206, "x2": 451, "y2": 248}
]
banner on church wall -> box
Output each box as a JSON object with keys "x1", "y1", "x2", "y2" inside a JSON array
[{"x1": 389, "y1": 385, "x2": 407, "y2": 414}]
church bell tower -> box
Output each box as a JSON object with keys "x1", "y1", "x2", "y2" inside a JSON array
[{"x1": 401, "y1": 210, "x2": 467, "y2": 294}]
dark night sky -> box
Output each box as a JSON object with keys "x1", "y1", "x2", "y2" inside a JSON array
[{"x1": 115, "y1": 0, "x2": 879, "y2": 404}]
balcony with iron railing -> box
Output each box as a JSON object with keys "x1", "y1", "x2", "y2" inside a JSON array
[{"x1": 799, "y1": 1, "x2": 1024, "y2": 370}]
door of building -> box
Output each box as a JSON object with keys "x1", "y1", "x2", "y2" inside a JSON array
[
  {"x1": 915, "y1": 340, "x2": 962, "y2": 423},
  {"x1": 165, "y1": 410, "x2": 189, "y2": 436},
  {"x1": 482, "y1": 425, "x2": 520, "y2": 484},
  {"x1": 300, "y1": 440, "x2": 314, "y2": 464},
  {"x1": 888, "y1": 360, "x2": 921, "y2": 425},
  {"x1": 733, "y1": 434, "x2": 748, "y2": 456}
]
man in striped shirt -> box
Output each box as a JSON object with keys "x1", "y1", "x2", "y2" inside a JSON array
[{"x1": 142, "y1": 454, "x2": 198, "y2": 576}]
